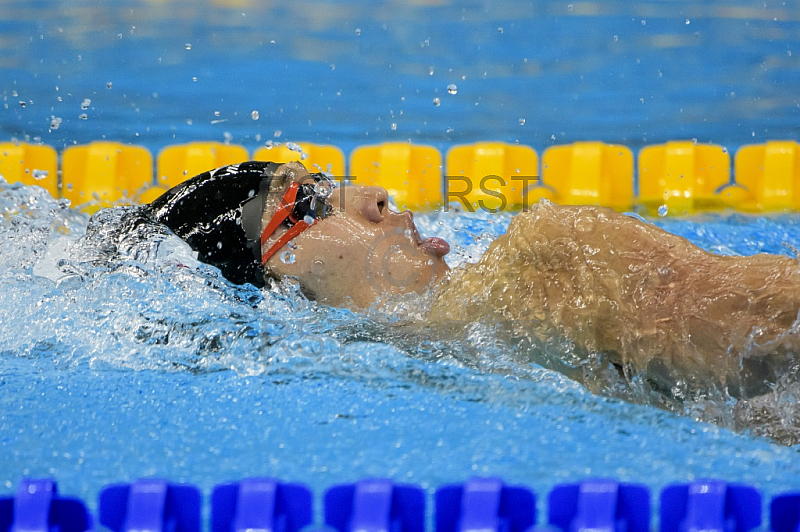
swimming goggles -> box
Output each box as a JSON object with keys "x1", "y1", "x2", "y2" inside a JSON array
[{"x1": 259, "y1": 173, "x2": 337, "y2": 264}]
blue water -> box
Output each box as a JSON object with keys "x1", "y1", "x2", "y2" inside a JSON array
[{"x1": 2, "y1": 0, "x2": 800, "y2": 521}]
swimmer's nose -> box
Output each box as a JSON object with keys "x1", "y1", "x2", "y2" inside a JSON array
[{"x1": 357, "y1": 186, "x2": 390, "y2": 223}]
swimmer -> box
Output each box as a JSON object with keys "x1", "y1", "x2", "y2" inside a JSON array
[{"x1": 146, "y1": 161, "x2": 800, "y2": 404}]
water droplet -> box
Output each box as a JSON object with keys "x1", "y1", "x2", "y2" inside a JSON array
[
  {"x1": 433, "y1": 97, "x2": 441, "y2": 106},
  {"x1": 518, "y1": 118, "x2": 526, "y2": 125},
  {"x1": 32, "y1": 169, "x2": 48, "y2": 180},
  {"x1": 81, "y1": 98, "x2": 91, "y2": 110},
  {"x1": 287, "y1": 240, "x2": 298, "y2": 250},
  {"x1": 185, "y1": 43, "x2": 192, "y2": 50},
  {"x1": 79, "y1": 113, "x2": 88, "y2": 120},
  {"x1": 447, "y1": 83, "x2": 458, "y2": 95},
  {"x1": 251, "y1": 110, "x2": 259, "y2": 120},
  {"x1": 106, "y1": 81, "x2": 112, "y2": 89},
  {"x1": 280, "y1": 251, "x2": 296, "y2": 264},
  {"x1": 354, "y1": 28, "x2": 361, "y2": 36},
  {"x1": 658, "y1": 204, "x2": 668, "y2": 217},
  {"x1": 286, "y1": 141, "x2": 304, "y2": 154},
  {"x1": 303, "y1": 215, "x2": 315, "y2": 225}
]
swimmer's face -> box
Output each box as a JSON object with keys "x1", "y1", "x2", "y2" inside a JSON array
[{"x1": 263, "y1": 178, "x2": 450, "y2": 308}]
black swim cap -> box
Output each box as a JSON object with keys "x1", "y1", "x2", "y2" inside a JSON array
[{"x1": 146, "y1": 161, "x2": 280, "y2": 288}]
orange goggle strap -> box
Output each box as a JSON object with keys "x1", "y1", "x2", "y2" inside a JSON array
[{"x1": 260, "y1": 181, "x2": 317, "y2": 264}]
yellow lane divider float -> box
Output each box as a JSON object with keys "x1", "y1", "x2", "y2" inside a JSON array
[
  {"x1": 62, "y1": 141, "x2": 153, "y2": 213},
  {"x1": 539, "y1": 142, "x2": 634, "y2": 212},
  {"x1": 0, "y1": 142, "x2": 59, "y2": 198},
  {"x1": 1, "y1": 139, "x2": 800, "y2": 215},
  {"x1": 446, "y1": 142, "x2": 538, "y2": 212},
  {"x1": 350, "y1": 142, "x2": 442, "y2": 210},
  {"x1": 735, "y1": 140, "x2": 800, "y2": 212}
]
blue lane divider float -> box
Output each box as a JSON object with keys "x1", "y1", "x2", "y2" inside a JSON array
[
  {"x1": 0, "y1": 479, "x2": 91, "y2": 532},
  {"x1": 324, "y1": 478, "x2": 426, "y2": 532},
  {"x1": 3, "y1": 477, "x2": 796, "y2": 532},
  {"x1": 660, "y1": 480, "x2": 761, "y2": 532},
  {"x1": 210, "y1": 478, "x2": 313, "y2": 532},
  {"x1": 98, "y1": 479, "x2": 202, "y2": 532},
  {"x1": 435, "y1": 477, "x2": 536, "y2": 532},
  {"x1": 545, "y1": 479, "x2": 649, "y2": 532},
  {"x1": 770, "y1": 492, "x2": 800, "y2": 532}
]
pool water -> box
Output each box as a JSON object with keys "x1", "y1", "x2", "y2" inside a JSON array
[{"x1": 2, "y1": 0, "x2": 800, "y2": 519}]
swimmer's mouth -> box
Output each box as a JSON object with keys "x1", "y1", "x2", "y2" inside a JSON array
[{"x1": 409, "y1": 213, "x2": 450, "y2": 258}]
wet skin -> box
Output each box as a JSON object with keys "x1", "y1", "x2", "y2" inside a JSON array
[
  {"x1": 262, "y1": 167, "x2": 450, "y2": 308},
  {"x1": 260, "y1": 164, "x2": 800, "y2": 397}
]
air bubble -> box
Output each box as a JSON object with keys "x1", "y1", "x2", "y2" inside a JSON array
[
  {"x1": 280, "y1": 251, "x2": 296, "y2": 264},
  {"x1": 497, "y1": 27, "x2": 504, "y2": 33},
  {"x1": 49, "y1": 117, "x2": 62, "y2": 130},
  {"x1": 216, "y1": 241, "x2": 223, "y2": 250},
  {"x1": 447, "y1": 84, "x2": 458, "y2": 95},
  {"x1": 251, "y1": 110, "x2": 259, "y2": 120},
  {"x1": 685, "y1": 19, "x2": 690, "y2": 25},
  {"x1": 433, "y1": 97, "x2": 441, "y2": 106},
  {"x1": 303, "y1": 215, "x2": 315, "y2": 225},
  {"x1": 518, "y1": 118, "x2": 526, "y2": 125},
  {"x1": 106, "y1": 81, "x2": 112, "y2": 89},
  {"x1": 19, "y1": 101, "x2": 26, "y2": 108},
  {"x1": 32, "y1": 169, "x2": 48, "y2": 180},
  {"x1": 81, "y1": 98, "x2": 91, "y2": 110},
  {"x1": 429, "y1": 66, "x2": 435, "y2": 76},
  {"x1": 354, "y1": 28, "x2": 361, "y2": 36},
  {"x1": 185, "y1": 43, "x2": 192, "y2": 50},
  {"x1": 658, "y1": 204, "x2": 668, "y2": 217},
  {"x1": 79, "y1": 113, "x2": 88, "y2": 120},
  {"x1": 391, "y1": 123, "x2": 397, "y2": 131},
  {"x1": 567, "y1": 4, "x2": 573, "y2": 11}
]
